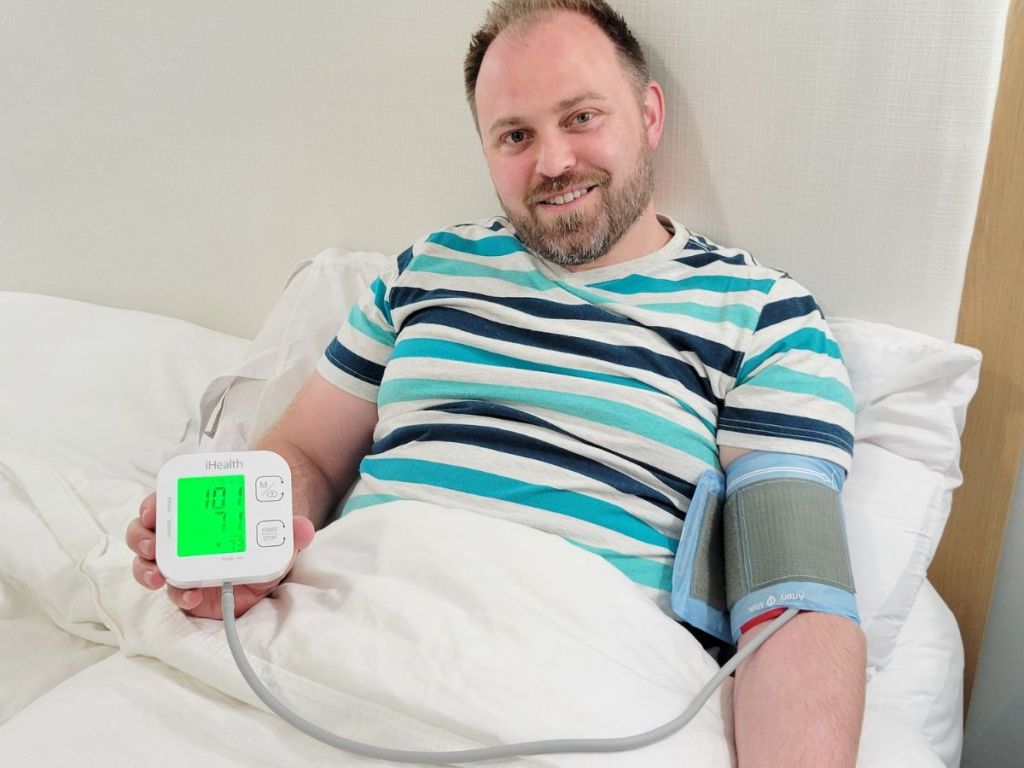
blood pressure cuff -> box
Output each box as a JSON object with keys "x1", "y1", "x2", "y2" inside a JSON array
[{"x1": 671, "y1": 451, "x2": 859, "y2": 645}]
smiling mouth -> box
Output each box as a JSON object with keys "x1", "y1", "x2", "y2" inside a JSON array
[{"x1": 537, "y1": 185, "x2": 597, "y2": 207}]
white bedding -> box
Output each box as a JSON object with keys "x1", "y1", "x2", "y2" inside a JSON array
[{"x1": 0, "y1": 292, "x2": 963, "y2": 767}]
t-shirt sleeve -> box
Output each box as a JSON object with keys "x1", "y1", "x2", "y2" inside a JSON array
[
  {"x1": 717, "y1": 275, "x2": 855, "y2": 471},
  {"x1": 315, "y1": 263, "x2": 398, "y2": 403}
]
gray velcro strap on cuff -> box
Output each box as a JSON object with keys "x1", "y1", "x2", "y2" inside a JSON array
[
  {"x1": 724, "y1": 478, "x2": 855, "y2": 611},
  {"x1": 688, "y1": 482, "x2": 727, "y2": 613}
]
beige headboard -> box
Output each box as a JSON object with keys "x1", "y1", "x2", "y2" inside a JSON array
[{"x1": 1, "y1": 0, "x2": 1017, "y2": 707}]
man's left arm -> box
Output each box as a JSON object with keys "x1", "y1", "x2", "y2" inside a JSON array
[
  {"x1": 733, "y1": 610, "x2": 865, "y2": 768},
  {"x1": 719, "y1": 446, "x2": 866, "y2": 767}
]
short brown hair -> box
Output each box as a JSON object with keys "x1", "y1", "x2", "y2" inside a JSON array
[{"x1": 464, "y1": 0, "x2": 650, "y2": 121}]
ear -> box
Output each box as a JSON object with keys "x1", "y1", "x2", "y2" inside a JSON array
[{"x1": 641, "y1": 80, "x2": 666, "y2": 150}]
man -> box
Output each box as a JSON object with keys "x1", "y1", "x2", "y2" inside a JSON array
[{"x1": 127, "y1": 1, "x2": 866, "y2": 765}]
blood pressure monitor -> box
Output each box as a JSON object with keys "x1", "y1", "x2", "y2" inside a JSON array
[{"x1": 155, "y1": 451, "x2": 293, "y2": 589}]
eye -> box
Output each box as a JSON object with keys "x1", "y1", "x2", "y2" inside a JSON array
[
  {"x1": 567, "y1": 110, "x2": 602, "y2": 130},
  {"x1": 503, "y1": 129, "x2": 528, "y2": 145}
]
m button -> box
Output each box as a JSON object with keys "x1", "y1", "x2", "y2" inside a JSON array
[{"x1": 255, "y1": 476, "x2": 284, "y2": 502}]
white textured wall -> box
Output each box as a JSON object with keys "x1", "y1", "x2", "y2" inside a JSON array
[{"x1": 0, "y1": 1, "x2": 1008, "y2": 338}]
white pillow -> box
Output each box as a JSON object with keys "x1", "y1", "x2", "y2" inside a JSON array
[
  {"x1": 0, "y1": 291, "x2": 248, "y2": 480},
  {"x1": 193, "y1": 257, "x2": 982, "y2": 669},
  {"x1": 191, "y1": 247, "x2": 391, "y2": 451},
  {"x1": 830, "y1": 317, "x2": 980, "y2": 667}
]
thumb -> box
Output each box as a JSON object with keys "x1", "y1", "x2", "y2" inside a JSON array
[{"x1": 293, "y1": 515, "x2": 316, "y2": 552}]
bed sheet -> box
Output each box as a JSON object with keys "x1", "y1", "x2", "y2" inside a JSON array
[
  {"x1": 0, "y1": 594, "x2": 955, "y2": 768},
  {"x1": 0, "y1": 293, "x2": 962, "y2": 766},
  {"x1": 0, "y1": 576, "x2": 116, "y2": 723},
  {"x1": 0, "y1": 465, "x2": 950, "y2": 768},
  {"x1": 0, "y1": 430, "x2": 736, "y2": 767},
  {"x1": 0, "y1": 291, "x2": 248, "y2": 717}
]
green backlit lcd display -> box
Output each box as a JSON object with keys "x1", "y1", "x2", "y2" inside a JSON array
[{"x1": 177, "y1": 475, "x2": 246, "y2": 557}]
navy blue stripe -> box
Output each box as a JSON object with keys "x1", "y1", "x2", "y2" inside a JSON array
[
  {"x1": 454, "y1": 220, "x2": 508, "y2": 233},
  {"x1": 686, "y1": 235, "x2": 719, "y2": 251},
  {"x1": 400, "y1": 305, "x2": 721, "y2": 403},
  {"x1": 396, "y1": 247, "x2": 414, "y2": 275},
  {"x1": 425, "y1": 401, "x2": 698, "y2": 502},
  {"x1": 649, "y1": 325, "x2": 740, "y2": 377},
  {"x1": 324, "y1": 338, "x2": 386, "y2": 386},
  {"x1": 390, "y1": 286, "x2": 611, "y2": 322},
  {"x1": 756, "y1": 294, "x2": 821, "y2": 331},
  {"x1": 372, "y1": 422, "x2": 686, "y2": 521},
  {"x1": 391, "y1": 287, "x2": 739, "y2": 378},
  {"x1": 718, "y1": 407, "x2": 854, "y2": 455},
  {"x1": 674, "y1": 251, "x2": 748, "y2": 269}
]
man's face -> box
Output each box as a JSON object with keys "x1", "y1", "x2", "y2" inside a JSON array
[{"x1": 474, "y1": 11, "x2": 661, "y2": 267}]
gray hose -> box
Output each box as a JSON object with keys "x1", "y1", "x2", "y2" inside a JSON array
[{"x1": 222, "y1": 582, "x2": 797, "y2": 764}]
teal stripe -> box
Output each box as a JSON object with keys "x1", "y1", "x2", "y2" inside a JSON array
[
  {"x1": 348, "y1": 304, "x2": 395, "y2": 346},
  {"x1": 343, "y1": 493, "x2": 404, "y2": 513},
  {"x1": 407, "y1": 254, "x2": 552, "y2": 291},
  {"x1": 738, "y1": 328, "x2": 843, "y2": 382},
  {"x1": 563, "y1": 539, "x2": 673, "y2": 591},
  {"x1": 426, "y1": 231, "x2": 526, "y2": 257},
  {"x1": 746, "y1": 366, "x2": 855, "y2": 413},
  {"x1": 392, "y1": 338, "x2": 658, "y2": 395},
  {"x1": 361, "y1": 458, "x2": 677, "y2": 550},
  {"x1": 588, "y1": 274, "x2": 775, "y2": 296},
  {"x1": 371, "y1": 277, "x2": 392, "y2": 326},
  {"x1": 378, "y1": 378, "x2": 718, "y2": 463},
  {"x1": 549, "y1": 280, "x2": 617, "y2": 306},
  {"x1": 637, "y1": 300, "x2": 759, "y2": 330},
  {"x1": 391, "y1": 338, "x2": 715, "y2": 435}
]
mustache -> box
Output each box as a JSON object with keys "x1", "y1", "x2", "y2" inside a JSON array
[{"x1": 526, "y1": 171, "x2": 610, "y2": 206}]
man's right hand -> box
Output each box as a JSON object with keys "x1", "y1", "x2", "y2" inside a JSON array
[
  {"x1": 125, "y1": 491, "x2": 316, "y2": 619},
  {"x1": 126, "y1": 372, "x2": 379, "y2": 619}
]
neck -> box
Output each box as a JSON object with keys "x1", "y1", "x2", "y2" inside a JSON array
[{"x1": 561, "y1": 202, "x2": 670, "y2": 272}]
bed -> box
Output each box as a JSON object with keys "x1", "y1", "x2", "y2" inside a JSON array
[{"x1": 1, "y1": 1, "x2": 1020, "y2": 766}]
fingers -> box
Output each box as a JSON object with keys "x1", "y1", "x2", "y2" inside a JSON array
[
  {"x1": 127, "y1": 493, "x2": 163, "y2": 590},
  {"x1": 126, "y1": 493, "x2": 157, "y2": 557},
  {"x1": 230, "y1": 583, "x2": 279, "y2": 618},
  {"x1": 128, "y1": 495, "x2": 313, "y2": 618},
  {"x1": 166, "y1": 583, "x2": 273, "y2": 619},
  {"x1": 132, "y1": 554, "x2": 165, "y2": 590},
  {"x1": 139, "y1": 492, "x2": 157, "y2": 529},
  {"x1": 165, "y1": 584, "x2": 204, "y2": 612},
  {"x1": 167, "y1": 585, "x2": 227, "y2": 620},
  {"x1": 125, "y1": 517, "x2": 155, "y2": 559}
]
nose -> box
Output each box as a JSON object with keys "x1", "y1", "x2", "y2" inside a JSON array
[{"x1": 534, "y1": 131, "x2": 576, "y2": 178}]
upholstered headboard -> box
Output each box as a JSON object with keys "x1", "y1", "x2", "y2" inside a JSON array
[
  {"x1": 2, "y1": 0, "x2": 1020, "y2": 706},
  {"x1": 0, "y1": 0, "x2": 1006, "y2": 339}
]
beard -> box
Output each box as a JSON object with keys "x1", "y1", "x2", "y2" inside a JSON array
[{"x1": 500, "y1": 143, "x2": 655, "y2": 268}]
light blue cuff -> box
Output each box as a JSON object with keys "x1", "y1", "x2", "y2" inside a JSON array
[
  {"x1": 670, "y1": 470, "x2": 730, "y2": 643},
  {"x1": 729, "y1": 581, "x2": 860, "y2": 644},
  {"x1": 724, "y1": 450, "x2": 846, "y2": 495},
  {"x1": 724, "y1": 451, "x2": 858, "y2": 643}
]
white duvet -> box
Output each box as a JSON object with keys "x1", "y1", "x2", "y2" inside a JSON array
[
  {"x1": 2, "y1": 459, "x2": 729, "y2": 766},
  {"x1": 0, "y1": 293, "x2": 956, "y2": 767},
  {"x1": 0, "y1": 456, "x2": 945, "y2": 767}
]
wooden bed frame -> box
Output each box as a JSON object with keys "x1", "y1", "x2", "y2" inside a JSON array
[{"x1": 931, "y1": 0, "x2": 1023, "y2": 708}]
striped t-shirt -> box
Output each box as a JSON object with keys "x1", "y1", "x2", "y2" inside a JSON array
[{"x1": 316, "y1": 215, "x2": 855, "y2": 612}]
